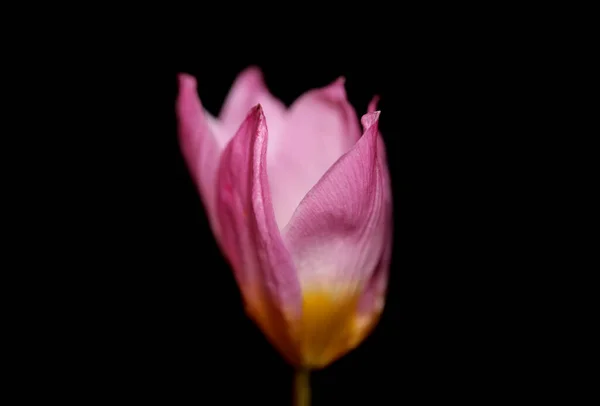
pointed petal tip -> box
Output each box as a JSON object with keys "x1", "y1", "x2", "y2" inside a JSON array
[
  {"x1": 178, "y1": 73, "x2": 197, "y2": 88},
  {"x1": 368, "y1": 95, "x2": 381, "y2": 113},
  {"x1": 318, "y1": 75, "x2": 349, "y2": 103},
  {"x1": 237, "y1": 65, "x2": 265, "y2": 85},
  {"x1": 176, "y1": 73, "x2": 202, "y2": 111},
  {"x1": 332, "y1": 76, "x2": 346, "y2": 89},
  {"x1": 249, "y1": 103, "x2": 267, "y2": 125},
  {"x1": 243, "y1": 64, "x2": 263, "y2": 75},
  {"x1": 361, "y1": 110, "x2": 381, "y2": 130}
]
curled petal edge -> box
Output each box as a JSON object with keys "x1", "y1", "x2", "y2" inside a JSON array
[
  {"x1": 216, "y1": 105, "x2": 303, "y2": 365},
  {"x1": 281, "y1": 110, "x2": 389, "y2": 367}
]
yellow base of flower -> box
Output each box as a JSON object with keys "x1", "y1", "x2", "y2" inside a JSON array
[
  {"x1": 298, "y1": 290, "x2": 361, "y2": 368},
  {"x1": 245, "y1": 287, "x2": 382, "y2": 369}
]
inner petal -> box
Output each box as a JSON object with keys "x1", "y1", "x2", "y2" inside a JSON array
[
  {"x1": 267, "y1": 78, "x2": 361, "y2": 230},
  {"x1": 297, "y1": 288, "x2": 361, "y2": 368},
  {"x1": 218, "y1": 66, "x2": 286, "y2": 146}
]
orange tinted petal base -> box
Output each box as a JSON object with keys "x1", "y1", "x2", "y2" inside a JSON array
[
  {"x1": 244, "y1": 292, "x2": 300, "y2": 366},
  {"x1": 297, "y1": 289, "x2": 381, "y2": 369},
  {"x1": 244, "y1": 287, "x2": 382, "y2": 369}
]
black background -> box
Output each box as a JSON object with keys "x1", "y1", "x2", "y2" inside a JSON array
[
  {"x1": 147, "y1": 54, "x2": 410, "y2": 404},
  {"x1": 51, "y1": 29, "x2": 522, "y2": 404},
  {"x1": 5, "y1": 5, "x2": 573, "y2": 403},
  {"x1": 104, "y1": 47, "x2": 492, "y2": 404}
]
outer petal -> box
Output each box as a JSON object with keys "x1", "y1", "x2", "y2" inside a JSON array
[
  {"x1": 216, "y1": 105, "x2": 302, "y2": 365},
  {"x1": 281, "y1": 111, "x2": 388, "y2": 368},
  {"x1": 176, "y1": 73, "x2": 223, "y2": 238},
  {"x1": 354, "y1": 96, "x2": 393, "y2": 340},
  {"x1": 268, "y1": 77, "x2": 362, "y2": 230},
  {"x1": 368, "y1": 95, "x2": 380, "y2": 114},
  {"x1": 218, "y1": 66, "x2": 286, "y2": 142}
]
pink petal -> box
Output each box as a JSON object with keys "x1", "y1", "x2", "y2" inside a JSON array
[
  {"x1": 176, "y1": 73, "x2": 223, "y2": 239},
  {"x1": 355, "y1": 96, "x2": 393, "y2": 334},
  {"x1": 218, "y1": 66, "x2": 286, "y2": 142},
  {"x1": 216, "y1": 105, "x2": 302, "y2": 364},
  {"x1": 268, "y1": 77, "x2": 362, "y2": 230},
  {"x1": 281, "y1": 111, "x2": 390, "y2": 366},
  {"x1": 368, "y1": 95, "x2": 380, "y2": 114},
  {"x1": 282, "y1": 110, "x2": 388, "y2": 305},
  {"x1": 367, "y1": 95, "x2": 388, "y2": 165}
]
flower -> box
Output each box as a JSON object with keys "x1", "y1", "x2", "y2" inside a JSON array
[{"x1": 176, "y1": 67, "x2": 393, "y2": 369}]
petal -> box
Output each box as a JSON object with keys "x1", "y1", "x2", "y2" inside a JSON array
[
  {"x1": 268, "y1": 77, "x2": 362, "y2": 230},
  {"x1": 354, "y1": 96, "x2": 393, "y2": 342},
  {"x1": 176, "y1": 73, "x2": 223, "y2": 239},
  {"x1": 368, "y1": 95, "x2": 380, "y2": 114},
  {"x1": 218, "y1": 66, "x2": 286, "y2": 141},
  {"x1": 216, "y1": 105, "x2": 302, "y2": 365},
  {"x1": 283, "y1": 110, "x2": 385, "y2": 292},
  {"x1": 368, "y1": 95, "x2": 388, "y2": 164},
  {"x1": 281, "y1": 111, "x2": 388, "y2": 367}
]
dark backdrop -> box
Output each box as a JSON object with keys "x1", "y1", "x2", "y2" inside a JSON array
[
  {"x1": 9, "y1": 7, "x2": 558, "y2": 404},
  {"x1": 87, "y1": 39, "x2": 508, "y2": 404}
]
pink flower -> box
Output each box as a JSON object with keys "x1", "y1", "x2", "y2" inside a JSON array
[{"x1": 176, "y1": 67, "x2": 393, "y2": 369}]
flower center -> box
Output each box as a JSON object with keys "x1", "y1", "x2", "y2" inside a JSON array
[{"x1": 297, "y1": 289, "x2": 363, "y2": 368}]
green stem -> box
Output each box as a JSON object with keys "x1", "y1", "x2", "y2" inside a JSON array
[{"x1": 294, "y1": 368, "x2": 310, "y2": 406}]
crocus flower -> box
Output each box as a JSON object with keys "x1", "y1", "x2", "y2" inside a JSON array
[{"x1": 176, "y1": 67, "x2": 393, "y2": 373}]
